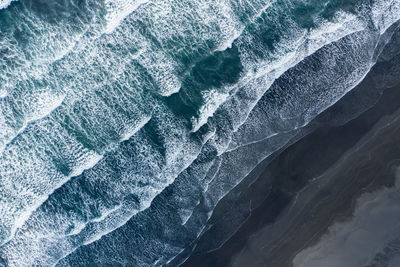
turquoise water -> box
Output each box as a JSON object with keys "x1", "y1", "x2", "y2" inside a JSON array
[{"x1": 0, "y1": 0, "x2": 399, "y2": 265}]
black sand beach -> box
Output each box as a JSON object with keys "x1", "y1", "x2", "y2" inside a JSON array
[{"x1": 182, "y1": 32, "x2": 400, "y2": 267}]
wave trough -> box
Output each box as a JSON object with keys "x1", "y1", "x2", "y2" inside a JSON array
[{"x1": 0, "y1": 0, "x2": 399, "y2": 266}]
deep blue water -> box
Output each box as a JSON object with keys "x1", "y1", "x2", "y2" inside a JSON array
[{"x1": 0, "y1": 0, "x2": 399, "y2": 266}]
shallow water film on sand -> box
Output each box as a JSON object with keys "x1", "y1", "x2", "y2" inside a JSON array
[{"x1": 0, "y1": 0, "x2": 400, "y2": 266}]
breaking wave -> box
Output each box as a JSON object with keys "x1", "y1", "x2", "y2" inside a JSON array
[
  {"x1": 0, "y1": 0, "x2": 13, "y2": 9},
  {"x1": 0, "y1": 0, "x2": 399, "y2": 266}
]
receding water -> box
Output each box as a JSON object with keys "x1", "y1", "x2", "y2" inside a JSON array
[{"x1": 0, "y1": 0, "x2": 399, "y2": 266}]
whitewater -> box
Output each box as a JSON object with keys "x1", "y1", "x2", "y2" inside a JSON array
[{"x1": 0, "y1": 0, "x2": 399, "y2": 266}]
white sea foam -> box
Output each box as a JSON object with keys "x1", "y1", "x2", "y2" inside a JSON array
[
  {"x1": 91, "y1": 205, "x2": 122, "y2": 223},
  {"x1": 0, "y1": 90, "x2": 7, "y2": 98},
  {"x1": 223, "y1": 11, "x2": 367, "y2": 150},
  {"x1": 0, "y1": 106, "x2": 205, "y2": 266},
  {"x1": 119, "y1": 115, "x2": 151, "y2": 142},
  {"x1": 135, "y1": 50, "x2": 182, "y2": 96},
  {"x1": 0, "y1": 92, "x2": 65, "y2": 154},
  {"x1": 0, "y1": 0, "x2": 13, "y2": 9},
  {"x1": 0, "y1": 136, "x2": 104, "y2": 246},
  {"x1": 0, "y1": 31, "x2": 159, "y2": 256},
  {"x1": 62, "y1": 7, "x2": 400, "y2": 267},
  {"x1": 25, "y1": 92, "x2": 65, "y2": 121},
  {"x1": 1, "y1": 0, "x2": 400, "y2": 266},
  {"x1": 104, "y1": 0, "x2": 150, "y2": 34},
  {"x1": 167, "y1": 13, "x2": 400, "y2": 266},
  {"x1": 191, "y1": 90, "x2": 229, "y2": 132},
  {"x1": 69, "y1": 153, "x2": 104, "y2": 178},
  {"x1": 189, "y1": 11, "x2": 366, "y2": 137},
  {"x1": 371, "y1": 0, "x2": 400, "y2": 34}
]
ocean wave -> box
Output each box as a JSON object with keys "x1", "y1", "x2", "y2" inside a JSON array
[
  {"x1": 0, "y1": 0, "x2": 399, "y2": 266},
  {"x1": 103, "y1": 0, "x2": 150, "y2": 34},
  {"x1": 57, "y1": 20, "x2": 399, "y2": 267},
  {"x1": 0, "y1": 0, "x2": 13, "y2": 9}
]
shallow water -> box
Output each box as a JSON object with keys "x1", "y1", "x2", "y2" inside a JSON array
[{"x1": 0, "y1": 0, "x2": 399, "y2": 266}]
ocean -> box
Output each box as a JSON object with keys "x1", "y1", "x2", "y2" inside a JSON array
[{"x1": 0, "y1": 0, "x2": 399, "y2": 266}]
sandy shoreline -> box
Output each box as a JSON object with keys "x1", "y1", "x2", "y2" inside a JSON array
[{"x1": 181, "y1": 46, "x2": 400, "y2": 266}]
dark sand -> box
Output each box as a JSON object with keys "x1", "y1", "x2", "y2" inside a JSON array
[{"x1": 181, "y1": 48, "x2": 400, "y2": 266}]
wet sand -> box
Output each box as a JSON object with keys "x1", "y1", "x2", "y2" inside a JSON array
[{"x1": 181, "y1": 50, "x2": 400, "y2": 266}]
